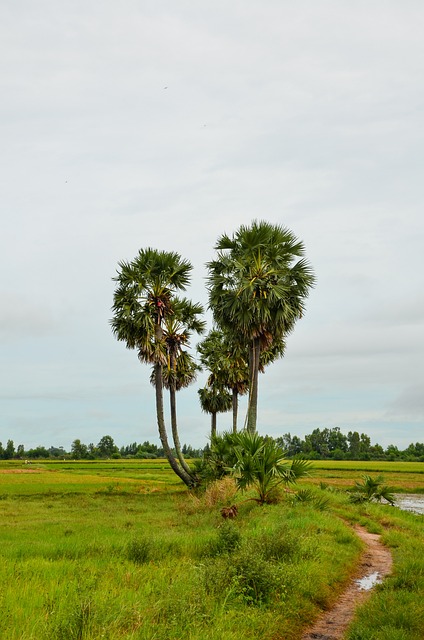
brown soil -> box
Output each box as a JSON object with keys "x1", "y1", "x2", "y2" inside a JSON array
[
  {"x1": 0, "y1": 469, "x2": 40, "y2": 474},
  {"x1": 301, "y1": 524, "x2": 392, "y2": 640}
]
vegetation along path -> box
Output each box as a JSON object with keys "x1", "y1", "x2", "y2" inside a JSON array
[{"x1": 302, "y1": 524, "x2": 393, "y2": 640}]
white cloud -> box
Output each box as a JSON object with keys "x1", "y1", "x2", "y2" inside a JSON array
[{"x1": 1, "y1": 1, "x2": 423, "y2": 450}]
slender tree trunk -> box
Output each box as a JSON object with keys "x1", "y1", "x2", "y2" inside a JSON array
[
  {"x1": 154, "y1": 362, "x2": 194, "y2": 487},
  {"x1": 232, "y1": 389, "x2": 238, "y2": 433},
  {"x1": 169, "y1": 353, "x2": 193, "y2": 477},
  {"x1": 247, "y1": 338, "x2": 260, "y2": 433},
  {"x1": 211, "y1": 412, "x2": 217, "y2": 439}
]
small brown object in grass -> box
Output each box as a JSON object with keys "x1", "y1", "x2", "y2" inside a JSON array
[{"x1": 221, "y1": 504, "x2": 238, "y2": 519}]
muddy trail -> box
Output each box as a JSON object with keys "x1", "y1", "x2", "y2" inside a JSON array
[{"x1": 301, "y1": 524, "x2": 392, "y2": 640}]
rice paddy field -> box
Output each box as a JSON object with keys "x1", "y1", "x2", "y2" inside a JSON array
[
  {"x1": 309, "y1": 460, "x2": 424, "y2": 493},
  {"x1": 0, "y1": 459, "x2": 423, "y2": 639}
]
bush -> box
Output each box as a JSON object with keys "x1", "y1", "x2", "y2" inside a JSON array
[
  {"x1": 125, "y1": 538, "x2": 152, "y2": 564},
  {"x1": 209, "y1": 521, "x2": 241, "y2": 556},
  {"x1": 204, "y1": 537, "x2": 286, "y2": 605},
  {"x1": 253, "y1": 527, "x2": 297, "y2": 562},
  {"x1": 230, "y1": 543, "x2": 285, "y2": 604}
]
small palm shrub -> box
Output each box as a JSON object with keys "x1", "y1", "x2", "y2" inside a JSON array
[
  {"x1": 201, "y1": 432, "x2": 240, "y2": 481},
  {"x1": 201, "y1": 431, "x2": 311, "y2": 505},
  {"x1": 348, "y1": 475, "x2": 396, "y2": 506},
  {"x1": 293, "y1": 488, "x2": 331, "y2": 511},
  {"x1": 231, "y1": 432, "x2": 311, "y2": 505}
]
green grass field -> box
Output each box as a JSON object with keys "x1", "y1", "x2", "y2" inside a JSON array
[
  {"x1": 0, "y1": 459, "x2": 423, "y2": 639},
  {"x1": 309, "y1": 460, "x2": 424, "y2": 492},
  {"x1": 1, "y1": 458, "x2": 422, "y2": 496}
]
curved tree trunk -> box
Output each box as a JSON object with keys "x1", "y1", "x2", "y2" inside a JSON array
[
  {"x1": 232, "y1": 389, "x2": 238, "y2": 433},
  {"x1": 154, "y1": 362, "x2": 194, "y2": 487},
  {"x1": 169, "y1": 354, "x2": 194, "y2": 477},
  {"x1": 247, "y1": 338, "x2": 260, "y2": 433}
]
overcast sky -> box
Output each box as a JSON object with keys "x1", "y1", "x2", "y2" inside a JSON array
[{"x1": 1, "y1": 1, "x2": 423, "y2": 452}]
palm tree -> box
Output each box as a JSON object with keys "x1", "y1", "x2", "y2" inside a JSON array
[
  {"x1": 156, "y1": 300, "x2": 205, "y2": 475},
  {"x1": 207, "y1": 220, "x2": 315, "y2": 433},
  {"x1": 198, "y1": 384, "x2": 232, "y2": 439},
  {"x1": 197, "y1": 330, "x2": 249, "y2": 433},
  {"x1": 111, "y1": 248, "x2": 202, "y2": 487}
]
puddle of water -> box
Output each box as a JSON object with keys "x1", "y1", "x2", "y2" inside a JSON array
[
  {"x1": 356, "y1": 571, "x2": 382, "y2": 591},
  {"x1": 394, "y1": 494, "x2": 424, "y2": 515}
]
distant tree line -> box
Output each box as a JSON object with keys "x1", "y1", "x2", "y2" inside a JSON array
[
  {"x1": 275, "y1": 427, "x2": 424, "y2": 461},
  {"x1": 0, "y1": 436, "x2": 203, "y2": 460},
  {"x1": 1, "y1": 427, "x2": 423, "y2": 461}
]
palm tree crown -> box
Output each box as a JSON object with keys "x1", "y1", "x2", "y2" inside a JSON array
[
  {"x1": 111, "y1": 248, "x2": 192, "y2": 355},
  {"x1": 207, "y1": 220, "x2": 315, "y2": 346},
  {"x1": 207, "y1": 220, "x2": 315, "y2": 433},
  {"x1": 198, "y1": 384, "x2": 232, "y2": 439}
]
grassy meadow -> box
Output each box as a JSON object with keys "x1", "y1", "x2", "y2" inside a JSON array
[{"x1": 0, "y1": 459, "x2": 423, "y2": 639}]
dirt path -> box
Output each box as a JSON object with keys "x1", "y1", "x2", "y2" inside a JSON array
[{"x1": 301, "y1": 524, "x2": 392, "y2": 640}]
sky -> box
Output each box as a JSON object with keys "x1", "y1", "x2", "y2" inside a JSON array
[{"x1": 1, "y1": 1, "x2": 423, "y2": 452}]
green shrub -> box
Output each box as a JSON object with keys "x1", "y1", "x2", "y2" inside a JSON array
[
  {"x1": 253, "y1": 527, "x2": 297, "y2": 562},
  {"x1": 215, "y1": 522, "x2": 242, "y2": 554},
  {"x1": 230, "y1": 543, "x2": 285, "y2": 604},
  {"x1": 125, "y1": 538, "x2": 152, "y2": 564},
  {"x1": 204, "y1": 540, "x2": 286, "y2": 606}
]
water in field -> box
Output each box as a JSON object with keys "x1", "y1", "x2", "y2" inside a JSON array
[
  {"x1": 356, "y1": 571, "x2": 383, "y2": 591},
  {"x1": 394, "y1": 494, "x2": 424, "y2": 515}
]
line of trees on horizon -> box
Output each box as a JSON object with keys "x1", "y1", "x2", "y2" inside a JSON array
[
  {"x1": 1, "y1": 427, "x2": 423, "y2": 462},
  {"x1": 275, "y1": 427, "x2": 424, "y2": 461},
  {"x1": 0, "y1": 436, "x2": 203, "y2": 461}
]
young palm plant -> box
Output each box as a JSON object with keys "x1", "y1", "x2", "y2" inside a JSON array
[
  {"x1": 348, "y1": 475, "x2": 396, "y2": 506},
  {"x1": 231, "y1": 431, "x2": 311, "y2": 505},
  {"x1": 202, "y1": 431, "x2": 240, "y2": 480}
]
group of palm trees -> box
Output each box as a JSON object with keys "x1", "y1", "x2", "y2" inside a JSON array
[{"x1": 111, "y1": 220, "x2": 315, "y2": 488}]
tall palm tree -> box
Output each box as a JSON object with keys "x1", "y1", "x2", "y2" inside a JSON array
[
  {"x1": 157, "y1": 300, "x2": 205, "y2": 475},
  {"x1": 198, "y1": 384, "x2": 232, "y2": 439},
  {"x1": 111, "y1": 248, "x2": 202, "y2": 487},
  {"x1": 207, "y1": 220, "x2": 315, "y2": 434},
  {"x1": 197, "y1": 330, "x2": 249, "y2": 433}
]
